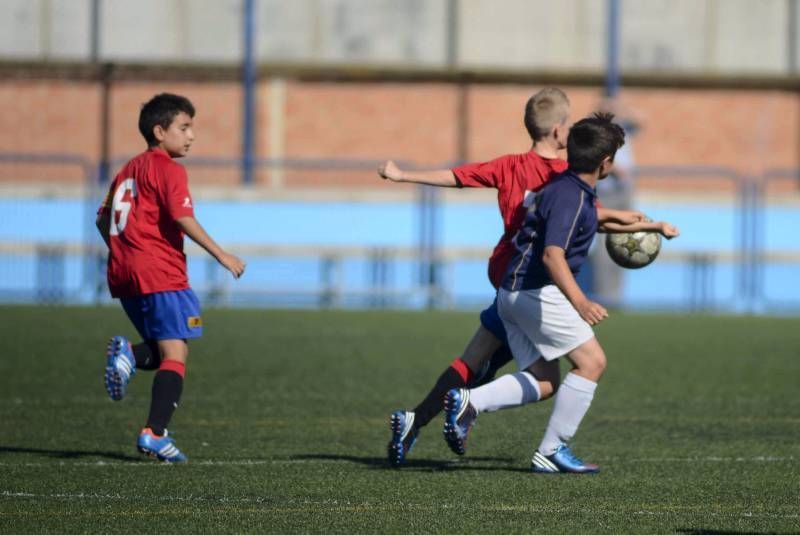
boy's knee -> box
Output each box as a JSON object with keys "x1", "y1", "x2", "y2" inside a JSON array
[{"x1": 579, "y1": 354, "x2": 606, "y2": 382}]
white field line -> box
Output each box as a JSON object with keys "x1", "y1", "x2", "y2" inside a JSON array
[
  {"x1": 1, "y1": 490, "x2": 798, "y2": 521},
  {"x1": 0, "y1": 456, "x2": 795, "y2": 468}
]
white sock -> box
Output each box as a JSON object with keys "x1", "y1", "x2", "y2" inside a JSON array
[
  {"x1": 538, "y1": 372, "x2": 597, "y2": 456},
  {"x1": 469, "y1": 372, "x2": 541, "y2": 413}
]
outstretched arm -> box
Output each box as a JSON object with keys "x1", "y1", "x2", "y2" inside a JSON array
[
  {"x1": 597, "y1": 207, "x2": 646, "y2": 225},
  {"x1": 542, "y1": 245, "x2": 608, "y2": 326},
  {"x1": 377, "y1": 160, "x2": 458, "y2": 187},
  {"x1": 176, "y1": 216, "x2": 246, "y2": 278},
  {"x1": 599, "y1": 219, "x2": 680, "y2": 239}
]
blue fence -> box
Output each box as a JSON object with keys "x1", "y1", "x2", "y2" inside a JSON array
[{"x1": 0, "y1": 153, "x2": 797, "y2": 313}]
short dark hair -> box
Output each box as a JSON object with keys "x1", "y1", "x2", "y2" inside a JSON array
[
  {"x1": 138, "y1": 93, "x2": 195, "y2": 146},
  {"x1": 567, "y1": 112, "x2": 625, "y2": 173}
]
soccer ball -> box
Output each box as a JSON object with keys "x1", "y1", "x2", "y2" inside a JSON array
[{"x1": 605, "y1": 229, "x2": 662, "y2": 269}]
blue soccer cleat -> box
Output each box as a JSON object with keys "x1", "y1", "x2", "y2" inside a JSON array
[
  {"x1": 104, "y1": 335, "x2": 136, "y2": 401},
  {"x1": 137, "y1": 428, "x2": 188, "y2": 463},
  {"x1": 442, "y1": 388, "x2": 477, "y2": 456},
  {"x1": 388, "y1": 410, "x2": 418, "y2": 467},
  {"x1": 531, "y1": 444, "x2": 599, "y2": 474}
]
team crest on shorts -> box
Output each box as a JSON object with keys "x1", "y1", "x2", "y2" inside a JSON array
[{"x1": 187, "y1": 316, "x2": 203, "y2": 328}]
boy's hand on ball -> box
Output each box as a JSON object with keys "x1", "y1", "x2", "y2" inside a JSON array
[{"x1": 659, "y1": 223, "x2": 680, "y2": 239}]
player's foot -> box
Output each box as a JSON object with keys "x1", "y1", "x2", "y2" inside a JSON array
[
  {"x1": 137, "y1": 428, "x2": 187, "y2": 463},
  {"x1": 387, "y1": 410, "x2": 418, "y2": 467},
  {"x1": 104, "y1": 335, "x2": 136, "y2": 401},
  {"x1": 443, "y1": 388, "x2": 477, "y2": 455},
  {"x1": 531, "y1": 444, "x2": 599, "y2": 474}
]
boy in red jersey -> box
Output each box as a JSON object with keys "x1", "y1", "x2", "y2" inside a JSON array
[
  {"x1": 96, "y1": 93, "x2": 245, "y2": 463},
  {"x1": 378, "y1": 88, "x2": 644, "y2": 466}
]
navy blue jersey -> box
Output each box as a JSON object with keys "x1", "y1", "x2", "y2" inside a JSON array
[{"x1": 502, "y1": 171, "x2": 598, "y2": 291}]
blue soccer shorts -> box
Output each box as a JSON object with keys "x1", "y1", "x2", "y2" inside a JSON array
[
  {"x1": 120, "y1": 288, "x2": 203, "y2": 341},
  {"x1": 479, "y1": 296, "x2": 509, "y2": 345}
]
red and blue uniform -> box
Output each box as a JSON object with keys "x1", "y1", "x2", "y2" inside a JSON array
[
  {"x1": 452, "y1": 151, "x2": 568, "y2": 341},
  {"x1": 453, "y1": 150, "x2": 569, "y2": 289},
  {"x1": 98, "y1": 148, "x2": 202, "y2": 340}
]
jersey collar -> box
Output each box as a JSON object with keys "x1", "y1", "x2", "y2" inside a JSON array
[
  {"x1": 148, "y1": 147, "x2": 172, "y2": 159},
  {"x1": 563, "y1": 170, "x2": 597, "y2": 197}
]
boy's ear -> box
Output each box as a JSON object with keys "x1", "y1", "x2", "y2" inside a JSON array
[{"x1": 153, "y1": 124, "x2": 166, "y2": 142}]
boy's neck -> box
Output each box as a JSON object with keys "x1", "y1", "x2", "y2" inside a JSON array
[
  {"x1": 531, "y1": 138, "x2": 561, "y2": 159},
  {"x1": 575, "y1": 170, "x2": 600, "y2": 188}
]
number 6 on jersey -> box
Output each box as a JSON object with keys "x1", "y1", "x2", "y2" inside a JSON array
[{"x1": 110, "y1": 178, "x2": 136, "y2": 236}]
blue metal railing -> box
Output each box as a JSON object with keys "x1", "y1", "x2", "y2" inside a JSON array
[{"x1": 0, "y1": 152, "x2": 797, "y2": 313}]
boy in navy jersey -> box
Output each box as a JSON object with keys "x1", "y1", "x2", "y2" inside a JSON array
[
  {"x1": 443, "y1": 113, "x2": 679, "y2": 473},
  {"x1": 96, "y1": 93, "x2": 245, "y2": 462}
]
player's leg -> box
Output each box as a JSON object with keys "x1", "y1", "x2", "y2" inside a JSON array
[
  {"x1": 103, "y1": 298, "x2": 150, "y2": 401},
  {"x1": 103, "y1": 297, "x2": 162, "y2": 401},
  {"x1": 442, "y1": 292, "x2": 552, "y2": 456},
  {"x1": 465, "y1": 298, "x2": 513, "y2": 386},
  {"x1": 462, "y1": 288, "x2": 561, "y2": 414},
  {"x1": 387, "y1": 296, "x2": 509, "y2": 466},
  {"x1": 412, "y1": 324, "x2": 502, "y2": 427},
  {"x1": 137, "y1": 339, "x2": 190, "y2": 463},
  {"x1": 532, "y1": 336, "x2": 606, "y2": 474},
  {"x1": 471, "y1": 344, "x2": 512, "y2": 387},
  {"x1": 131, "y1": 340, "x2": 161, "y2": 370},
  {"x1": 135, "y1": 289, "x2": 202, "y2": 463},
  {"x1": 143, "y1": 339, "x2": 187, "y2": 436},
  {"x1": 387, "y1": 324, "x2": 501, "y2": 466}
]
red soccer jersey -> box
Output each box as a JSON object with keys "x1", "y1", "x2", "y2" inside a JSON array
[
  {"x1": 98, "y1": 148, "x2": 196, "y2": 298},
  {"x1": 452, "y1": 151, "x2": 568, "y2": 289}
]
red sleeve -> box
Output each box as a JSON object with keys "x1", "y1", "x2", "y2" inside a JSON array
[
  {"x1": 162, "y1": 164, "x2": 195, "y2": 220},
  {"x1": 451, "y1": 155, "x2": 511, "y2": 189}
]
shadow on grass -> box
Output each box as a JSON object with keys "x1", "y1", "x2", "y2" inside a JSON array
[
  {"x1": 290, "y1": 453, "x2": 528, "y2": 473},
  {"x1": 675, "y1": 528, "x2": 777, "y2": 535},
  {"x1": 677, "y1": 530, "x2": 780, "y2": 535},
  {"x1": 0, "y1": 446, "x2": 140, "y2": 462}
]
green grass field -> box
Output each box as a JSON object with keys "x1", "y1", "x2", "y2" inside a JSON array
[{"x1": 1, "y1": 305, "x2": 799, "y2": 533}]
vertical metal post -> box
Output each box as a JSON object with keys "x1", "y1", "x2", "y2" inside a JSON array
[
  {"x1": 788, "y1": 0, "x2": 798, "y2": 73},
  {"x1": 446, "y1": 0, "x2": 459, "y2": 68},
  {"x1": 90, "y1": 0, "x2": 100, "y2": 63},
  {"x1": 91, "y1": 0, "x2": 109, "y2": 187},
  {"x1": 242, "y1": 0, "x2": 257, "y2": 185},
  {"x1": 605, "y1": 0, "x2": 621, "y2": 98},
  {"x1": 90, "y1": 0, "x2": 111, "y2": 303}
]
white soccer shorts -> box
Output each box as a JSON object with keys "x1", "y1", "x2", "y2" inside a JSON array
[{"x1": 497, "y1": 285, "x2": 595, "y2": 370}]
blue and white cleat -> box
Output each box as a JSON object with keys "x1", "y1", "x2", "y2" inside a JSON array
[
  {"x1": 104, "y1": 335, "x2": 136, "y2": 401},
  {"x1": 443, "y1": 388, "x2": 477, "y2": 456},
  {"x1": 137, "y1": 428, "x2": 188, "y2": 463},
  {"x1": 388, "y1": 410, "x2": 418, "y2": 467},
  {"x1": 531, "y1": 444, "x2": 599, "y2": 474}
]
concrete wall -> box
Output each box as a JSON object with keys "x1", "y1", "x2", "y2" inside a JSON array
[{"x1": 1, "y1": 0, "x2": 799, "y2": 75}]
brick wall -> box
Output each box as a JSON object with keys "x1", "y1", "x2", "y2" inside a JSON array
[{"x1": 0, "y1": 77, "x2": 797, "y2": 189}]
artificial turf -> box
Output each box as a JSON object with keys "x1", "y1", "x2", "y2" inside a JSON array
[{"x1": 1, "y1": 306, "x2": 798, "y2": 533}]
